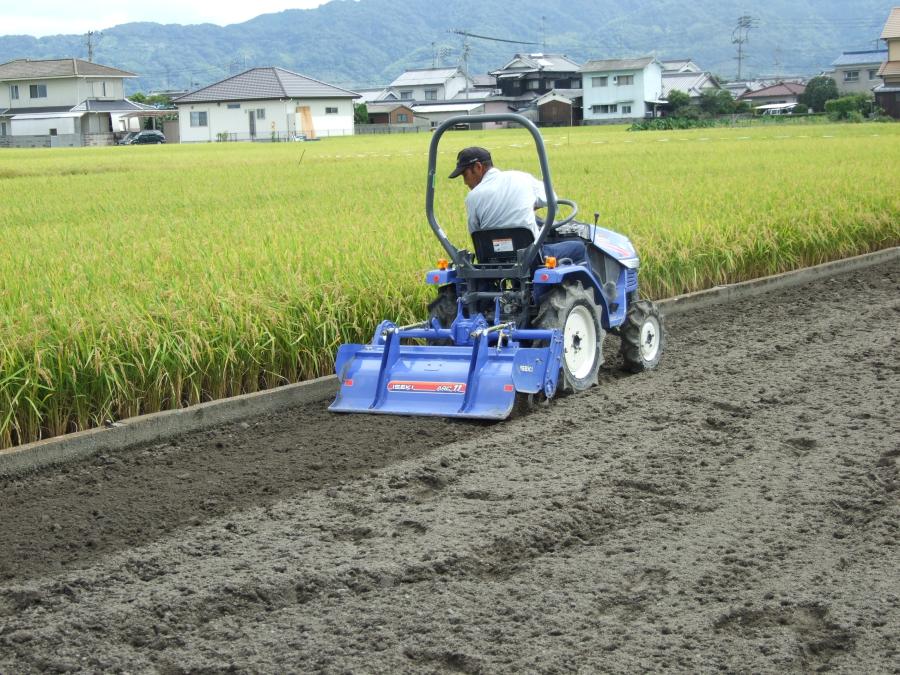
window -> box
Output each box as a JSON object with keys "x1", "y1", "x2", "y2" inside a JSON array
[
  {"x1": 868, "y1": 69, "x2": 879, "y2": 80},
  {"x1": 190, "y1": 111, "x2": 208, "y2": 127},
  {"x1": 844, "y1": 70, "x2": 859, "y2": 82},
  {"x1": 526, "y1": 79, "x2": 540, "y2": 90},
  {"x1": 226, "y1": 103, "x2": 240, "y2": 109},
  {"x1": 622, "y1": 104, "x2": 632, "y2": 114},
  {"x1": 0, "y1": 122, "x2": 6, "y2": 136},
  {"x1": 256, "y1": 108, "x2": 265, "y2": 119},
  {"x1": 325, "y1": 106, "x2": 338, "y2": 114},
  {"x1": 591, "y1": 104, "x2": 618, "y2": 114},
  {"x1": 615, "y1": 75, "x2": 634, "y2": 85},
  {"x1": 9, "y1": 85, "x2": 18, "y2": 100},
  {"x1": 591, "y1": 76, "x2": 608, "y2": 87},
  {"x1": 29, "y1": 84, "x2": 47, "y2": 98},
  {"x1": 400, "y1": 90, "x2": 413, "y2": 100},
  {"x1": 397, "y1": 113, "x2": 409, "y2": 122},
  {"x1": 424, "y1": 89, "x2": 437, "y2": 100},
  {"x1": 49, "y1": 128, "x2": 58, "y2": 136}
]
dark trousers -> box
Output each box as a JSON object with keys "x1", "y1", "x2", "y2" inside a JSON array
[{"x1": 542, "y1": 240, "x2": 588, "y2": 266}]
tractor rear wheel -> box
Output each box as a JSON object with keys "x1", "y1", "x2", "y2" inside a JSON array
[
  {"x1": 535, "y1": 281, "x2": 603, "y2": 392},
  {"x1": 620, "y1": 300, "x2": 664, "y2": 372}
]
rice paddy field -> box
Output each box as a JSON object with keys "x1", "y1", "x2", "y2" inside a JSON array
[{"x1": 1, "y1": 121, "x2": 898, "y2": 447}]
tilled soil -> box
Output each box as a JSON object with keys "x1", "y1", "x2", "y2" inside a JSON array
[{"x1": 1, "y1": 260, "x2": 898, "y2": 673}]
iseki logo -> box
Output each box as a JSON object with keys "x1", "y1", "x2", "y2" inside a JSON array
[{"x1": 387, "y1": 381, "x2": 467, "y2": 394}]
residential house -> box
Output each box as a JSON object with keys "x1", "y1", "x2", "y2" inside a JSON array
[
  {"x1": 408, "y1": 101, "x2": 485, "y2": 128},
  {"x1": 660, "y1": 59, "x2": 702, "y2": 74},
  {"x1": 831, "y1": 50, "x2": 889, "y2": 94},
  {"x1": 738, "y1": 81, "x2": 806, "y2": 110},
  {"x1": 723, "y1": 81, "x2": 754, "y2": 99},
  {"x1": 354, "y1": 86, "x2": 398, "y2": 104},
  {"x1": 876, "y1": 7, "x2": 900, "y2": 118},
  {"x1": 662, "y1": 71, "x2": 721, "y2": 104},
  {"x1": 388, "y1": 68, "x2": 474, "y2": 102},
  {"x1": 174, "y1": 67, "x2": 358, "y2": 142},
  {"x1": 0, "y1": 57, "x2": 149, "y2": 147},
  {"x1": 580, "y1": 57, "x2": 664, "y2": 122},
  {"x1": 365, "y1": 102, "x2": 415, "y2": 125},
  {"x1": 534, "y1": 89, "x2": 583, "y2": 126},
  {"x1": 489, "y1": 53, "x2": 582, "y2": 99}
]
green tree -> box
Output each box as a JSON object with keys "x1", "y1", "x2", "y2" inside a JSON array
[
  {"x1": 665, "y1": 89, "x2": 691, "y2": 115},
  {"x1": 698, "y1": 89, "x2": 735, "y2": 115},
  {"x1": 353, "y1": 103, "x2": 369, "y2": 125},
  {"x1": 798, "y1": 76, "x2": 839, "y2": 113},
  {"x1": 825, "y1": 94, "x2": 872, "y2": 121}
]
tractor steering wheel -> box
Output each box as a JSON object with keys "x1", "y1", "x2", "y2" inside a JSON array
[{"x1": 536, "y1": 198, "x2": 579, "y2": 230}]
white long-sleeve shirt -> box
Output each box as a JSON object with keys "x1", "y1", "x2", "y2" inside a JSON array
[{"x1": 465, "y1": 168, "x2": 551, "y2": 239}]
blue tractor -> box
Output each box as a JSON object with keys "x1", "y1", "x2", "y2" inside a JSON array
[{"x1": 329, "y1": 113, "x2": 663, "y2": 419}]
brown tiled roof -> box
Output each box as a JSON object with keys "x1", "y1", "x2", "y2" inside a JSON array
[
  {"x1": 739, "y1": 81, "x2": 806, "y2": 99},
  {"x1": 878, "y1": 60, "x2": 900, "y2": 77},
  {"x1": 881, "y1": 7, "x2": 900, "y2": 39},
  {"x1": 0, "y1": 58, "x2": 135, "y2": 79}
]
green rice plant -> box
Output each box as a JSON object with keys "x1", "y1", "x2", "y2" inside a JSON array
[{"x1": 0, "y1": 122, "x2": 897, "y2": 447}]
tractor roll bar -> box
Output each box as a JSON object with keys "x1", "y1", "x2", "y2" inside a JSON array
[{"x1": 425, "y1": 113, "x2": 558, "y2": 271}]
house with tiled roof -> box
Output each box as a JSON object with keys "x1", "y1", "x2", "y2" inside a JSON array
[
  {"x1": 876, "y1": 7, "x2": 900, "y2": 118},
  {"x1": 738, "y1": 81, "x2": 806, "y2": 109},
  {"x1": 489, "y1": 54, "x2": 582, "y2": 99},
  {"x1": 662, "y1": 71, "x2": 721, "y2": 103},
  {"x1": 831, "y1": 50, "x2": 889, "y2": 94},
  {"x1": 580, "y1": 57, "x2": 665, "y2": 121},
  {"x1": 173, "y1": 67, "x2": 359, "y2": 142},
  {"x1": 0, "y1": 58, "x2": 149, "y2": 147},
  {"x1": 387, "y1": 68, "x2": 474, "y2": 102}
]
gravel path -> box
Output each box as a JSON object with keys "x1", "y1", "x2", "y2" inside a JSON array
[{"x1": 1, "y1": 259, "x2": 898, "y2": 673}]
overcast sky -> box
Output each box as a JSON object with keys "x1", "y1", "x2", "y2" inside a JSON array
[{"x1": 3, "y1": 1, "x2": 330, "y2": 38}]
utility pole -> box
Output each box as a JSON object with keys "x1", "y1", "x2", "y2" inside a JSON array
[
  {"x1": 732, "y1": 14, "x2": 756, "y2": 81},
  {"x1": 541, "y1": 16, "x2": 547, "y2": 52},
  {"x1": 449, "y1": 28, "x2": 540, "y2": 99},
  {"x1": 84, "y1": 31, "x2": 100, "y2": 62}
]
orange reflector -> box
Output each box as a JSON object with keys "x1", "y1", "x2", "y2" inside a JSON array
[
  {"x1": 545, "y1": 256, "x2": 557, "y2": 269},
  {"x1": 540, "y1": 273, "x2": 550, "y2": 282},
  {"x1": 503, "y1": 384, "x2": 514, "y2": 392},
  {"x1": 344, "y1": 379, "x2": 354, "y2": 387},
  {"x1": 432, "y1": 274, "x2": 440, "y2": 282},
  {"x1": 437, "y1": 258, "x2": 449, "y2": 270}
]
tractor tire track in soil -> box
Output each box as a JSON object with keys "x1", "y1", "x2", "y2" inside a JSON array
[{"x1": 1, "y1": 260, "x2": 898, "y2": 672}]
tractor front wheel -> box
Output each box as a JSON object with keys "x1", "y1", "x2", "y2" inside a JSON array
[
  {"x1": 428, "y1": 285, "x2": 457, "y2": 328},
  {"x1": 620, "y1": 300, "x2": 664, "y2": 372},
  {"x1": 535, "y1": 281, "x2": 604, "y2": 392}
]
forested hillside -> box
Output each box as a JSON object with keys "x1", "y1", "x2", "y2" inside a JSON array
[{"x1": 0, "y1": 0, "x2": 892, "y2": 93}]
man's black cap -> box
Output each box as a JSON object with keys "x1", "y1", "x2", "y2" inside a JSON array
[{"x1": 449, "y1": 147, "x2": 492, "y2": 178}]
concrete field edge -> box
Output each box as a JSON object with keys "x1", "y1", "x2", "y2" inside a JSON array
[{"x1": 2, "y1": 246, "x2": 897, "y2": 476}]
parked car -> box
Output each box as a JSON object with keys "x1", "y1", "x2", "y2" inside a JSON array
[{"x1": 121, "y1": 130, "x2": 166, "y2": 145}]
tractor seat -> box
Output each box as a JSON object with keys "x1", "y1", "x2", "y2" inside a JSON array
[{"x1": 471, "y1": 228, "x2": 535, "y2": 264}]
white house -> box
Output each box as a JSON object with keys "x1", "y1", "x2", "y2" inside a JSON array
[
  {"x1": 579, "y1": 57, "x2": 664, "y2": 122},
  {"x1": 0, "y1": 58, "x2": 147, "y2": 147},
  {"x1": 174, "y1": 67, "x2": 359, "y2": 142},
  {"x1": 830, "y1": 50, "x2": 888, "y2": 95},
  {"x1": 388, "y1": 67, "x2": 475, "y2": 102}
]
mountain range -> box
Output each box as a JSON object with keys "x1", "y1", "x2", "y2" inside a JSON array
[{"x1": 0, "y1": 0, "x2": 893, "y2": 94}]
